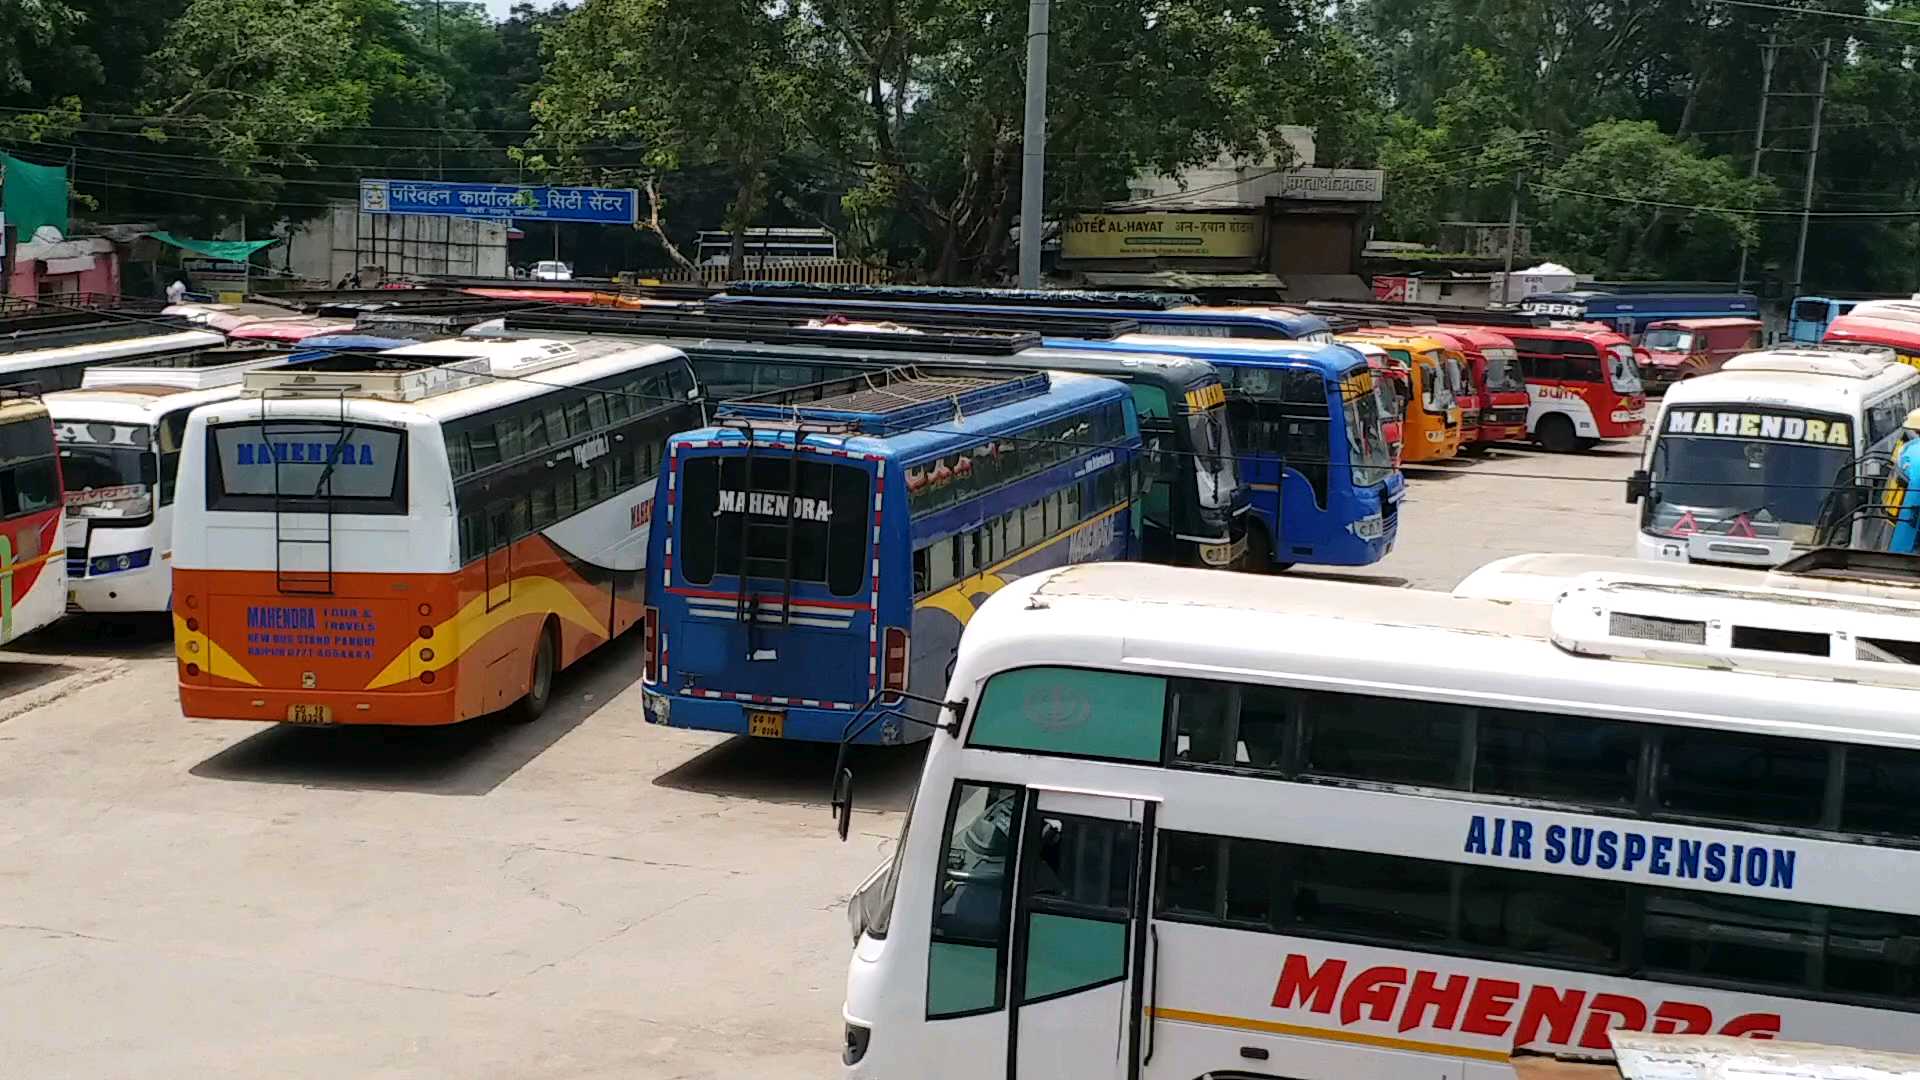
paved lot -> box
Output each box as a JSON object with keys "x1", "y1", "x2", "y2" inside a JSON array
[{"x1": 0, "y1": 443, "x2": 1637, "y2": 1078}]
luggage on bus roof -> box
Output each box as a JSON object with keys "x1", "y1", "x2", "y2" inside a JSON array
[
  {"x1": 498, "y1": 307, "x2": 1043, "y2": 355},
  {"x1": 718, "y1": 280, "x2": 1201, "y2": 310},
  {"x1": 715, "y1": 364, "x2": 1054, "y2": 436}
]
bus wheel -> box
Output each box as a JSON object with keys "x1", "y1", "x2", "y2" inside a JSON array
[
  {"x1": 1535, "y1": 414, "x2": 1578, "y2": 453},
  {"x1": 508, "y1": 619, "x2": 558, "y2": 724},
  {"x1": 1574, "y1": 437, "x2": 1600, "y2": 451}
]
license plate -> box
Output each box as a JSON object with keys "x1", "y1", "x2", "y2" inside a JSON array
[
  {"x1": 747, "y1": 709, "x2": 784, "y2": 738},
  {"x1": 286, "y1": 704, "x2": 333, "y2": 725},
  {"x1": 1199, "y1": 537, "x2": 1247, "y2": 568}
]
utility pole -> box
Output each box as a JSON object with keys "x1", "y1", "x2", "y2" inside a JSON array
[
  {"x1": 1502, "y1": 173, "x2": 1522, "y2": 277},
  {"x1": 1735, "y1": 34, "x2": 1778, "y2": 291},
  {"x1": 1791, "y1": 39, "x2": 1831, "y2": 300},
  {"x1": 1016, "y1": 0, "x2": 1051, "y2": 290}
]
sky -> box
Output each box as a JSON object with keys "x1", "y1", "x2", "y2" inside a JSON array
[{"x1": 482, "y1": 0, "x2": 557, "y2": 18}]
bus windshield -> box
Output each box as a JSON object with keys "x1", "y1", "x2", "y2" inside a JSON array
[
  {"x1": 1186, "y1": 403, "x2": 1241, "y2": 512},
  {"x1": 678, "y1": 455, "x2": 872, "y2": 597},
  {"x1": 1340, "y1": 368, "x2": 1393, "y2": 487},
  {"x1": 1643, "y1": 329, "x2": 1695, "y2": 352},
  {"x1": 60, "y1": 438, "x2": 154, "y2": 519},
  {"x1": 1444, "y1": 356, "x2": 1469, "y2": 397},
  {"x1": 1608, "y1": 344, "x2": 1645, "y2": 394},
  {"x1": 1416, "y1": 352, "x2": 1453, "y2": 413},
  {"x1": 1481, "y1": 348, "x2": 1526, "y2": 394},
  {"x1": 1646, "y1": 407, "x2": 1855, "y2": 543}
]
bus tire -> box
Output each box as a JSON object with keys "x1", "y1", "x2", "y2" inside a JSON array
[
  {"x1": 508, "y1": 619, "x2": 559, "y2": 724},
  {"x1": 1246, "y1": 526, "x2": 1275, "y2": 574},
  {"x1": 1574, "y1": 437, "x2": 1601, "y2": 451},
  {"x1": 1535, "y1": 414, "x2": 1578, "y2": 453}
]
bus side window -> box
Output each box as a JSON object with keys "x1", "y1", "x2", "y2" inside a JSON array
[
  {"x1": 1560, "y1": 342, "x2": 1602, "y2": 382},
  {"x1": 928, "y1": 537, "x2": 957, "y2": 591},
  {"x1": 912, "y1": 548, "x2": 930, "y2": 596},
  {"x1": 927, "y1": 783, "x2": 1024, "y2": 1019},
  {"x1": 157, "y1": 411, "x2": 189, "y2": 506},
  {"x1": 1064, "y1": 483, "x2": 1081, "y2": 525}
]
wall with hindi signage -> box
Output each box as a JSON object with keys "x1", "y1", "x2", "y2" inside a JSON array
[
  {"x1": 1060, "y1": 212, "x2": 1263, "y2": 261},
  {"x1": 359, "y1": 179, "x2": 639, "y2": 225}
]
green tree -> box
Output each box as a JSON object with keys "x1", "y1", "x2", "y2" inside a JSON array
[
  {"x1": 813, "y1": 0, "x2": 1376, "y2": 280},
  {"x1": 1535, "y1": 120, "x2": 1771, "y2": 277},
  {"x1": 525, "y1": 0, "x2": 834, "y2": 274}
]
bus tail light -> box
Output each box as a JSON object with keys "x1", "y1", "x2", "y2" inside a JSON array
[
  {"x1": 642, "y1": 607, "x2": 660, "y2": 682},
  {"x1": 882, "y1": 627, "x2": 909, "y2": 694}
]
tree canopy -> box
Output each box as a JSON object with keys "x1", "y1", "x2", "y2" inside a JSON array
[{"x1": 3, "y1": 0, "x2": 1920, "y2": 289}]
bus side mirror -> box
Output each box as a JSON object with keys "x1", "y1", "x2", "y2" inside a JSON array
[
  {"x1": 1626, "y1": 469, "x2": 1650, "y2": 504},
  {"x1": 832, "y1": 766, "x2": 855, "y2": 842}
]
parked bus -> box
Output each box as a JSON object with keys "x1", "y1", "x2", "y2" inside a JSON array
[
  {"x1": 0, "y1": 393, "x2": 66, "y2": 645},
  {"x1": 1427, "y1": 326, "x2": 1529, "y2": 445},
  {"x1": 489, "y1": 309, "x2": 1250, "y2": 571},
  {"x1": 171, "y1": 336, "x2": 702, "y2": 726},
  {"x1": 1504, "y1": 325, "x2": 1647, "y2": 452},
  {"x1": 642, "y1": 366, "x2": 1141, "y2": 744},
  {"x1": 1344, "y1": 340, "x2": 1406, "y2": 466},
  {"x1": 1627, "y1": 346, "x2": 1920, "y2": 567},
  {"x1": 1790, "y1": 297, "x2": 1864, "y2": 343},
  {"x1": 1638, "y1": 318, "x2": 1766, "y2": 390},
  {"x1": 1058, "y1": 336, "x2": 1400, "y2": 570},
  {"x1": 1415, "y1": 330, "x2": 1481, "y2": 442},
  {"x1": 0, "y1": 308, "x2": 225, "y2": 392},
  {"x1": 1337, "y1": 330, "x2": 1461, "y2": 462},
  {"x1": 1519, "y1": 289, "x2": 1759, "y2": 336},
  {"x1": 837, "y1": 557, "x2": 1920, "y2": 1080},
  {"x1": 710, "y1": 284, "x2": 1338, "y2": 342},
  {"x1": 49, "y1": 345, "x2": 300, "y2": 614},
  {"x1": 1824, "y1": 304, "x2": 1920, "y2": 369}
]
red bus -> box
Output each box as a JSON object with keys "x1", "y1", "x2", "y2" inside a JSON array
[
  {"x1": 1823, "y1": 312, "x2": 1920, "y2": 370},
  {"x1": 1502, "y1": 325, "x2": 1647, "y2": 451},
  {"x1": 1420, "y1": 326, "x2": 1530, "y2": 445},
  {"x1": 0, "y1": 394, "x2": 66, "y2": 646}
]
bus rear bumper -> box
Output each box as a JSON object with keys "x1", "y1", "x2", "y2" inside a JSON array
[
  {"x1": 643, "y1": 686, "x2": 926, "y2": 745},
  {"x1": 178, "y1": 683, "x2": 462, "y2": 726}
]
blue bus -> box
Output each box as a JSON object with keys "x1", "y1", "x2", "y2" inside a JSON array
[
  {"x1": 1518, "y1": 290, "x2": 1758, "y2": 336},
  {"x1": 1051, "y1": 336, "x2": 1400, "y2": 568},
  {"x1": 710, "y1": 283, "x2": 1336, "y2": 341},
  {"x1": 641, "y1": 366, "x2": 1142, "y2": 744},
  {"x1": 491, "y1": 308, "x2": 1249, "y2": 571},
  {"x1": 1788, "y1": 297, "x2": 1865, "y2": 344}
]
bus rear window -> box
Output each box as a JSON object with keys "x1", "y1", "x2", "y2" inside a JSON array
[
  {"x1": 206, "y1": 421, "x2": 407, "y2": 514},
  {"x1": 678, "y1": 456, "x2": 871, "y2": 596}
]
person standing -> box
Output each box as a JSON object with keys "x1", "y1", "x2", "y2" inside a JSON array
[{"x1": 165, "y1": 279, "x2": 187, "y2": 304}]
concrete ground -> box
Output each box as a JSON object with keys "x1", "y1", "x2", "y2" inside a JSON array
[{"x1": 0, "y1": 443, "x2": 1637, "y2": 1078}]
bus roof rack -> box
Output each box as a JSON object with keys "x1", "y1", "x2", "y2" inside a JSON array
[
  {"x1": 1721, "y1": 345, "x2": 1896, "y2": 378},
  {"x1": 1305, "y1": 300, "x2": 1555, "y2": 329},
  {"x1": 1774, "y1": 546, "x2": 1920, "y2": 585},
  {"x1": 720, "y1": 281, "x2": 1202, "y2": 311},
  {"x1": 0, "y1": 308, "x2": 201, "y2": 354},
  {"x1": 690, "y1": 299, "x2": 1141, "y2": 341},
  {"x1": 242, "y1": 349, "x2": 494, "y2": 401},
  {"x1": 80, "y1": 344, "x2": 304, "y2": 390},
  {"x1": 716, "y1": 365, "x2": 1053, "y2": 437},
  {"x1": 499, "y1": 308, "x2": 1043, "y2": 355}
]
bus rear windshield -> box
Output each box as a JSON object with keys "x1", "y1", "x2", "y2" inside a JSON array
[
  {"x1": 206, "y1": 421, "x2": 407, "y2": 513},
  {"x1": 678, "y1": 456, "x2": 871, "y2": 597}
]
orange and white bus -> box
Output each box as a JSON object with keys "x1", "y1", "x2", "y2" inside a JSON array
[
  {"x1": 0, "y1": 393, "x2": 66, "y2": 645},
  {"x1": 171, "y1": 336, "x2": 701, "y2": 725}
]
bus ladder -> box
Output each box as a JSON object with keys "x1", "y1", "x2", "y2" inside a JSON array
[
  {"x1": 734, "y1": 425, "x2": 803, "y2": 640},
  {"x1": 260, "y1": 388, "x2": 344, "y2": 596}
]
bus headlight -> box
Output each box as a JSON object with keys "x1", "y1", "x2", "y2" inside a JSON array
[{"x1": 91, "y1": 550, "x2": 152, "y2": 575}]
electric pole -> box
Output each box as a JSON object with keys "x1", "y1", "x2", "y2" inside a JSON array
[
  {"x1": 1503, "y1": 173, "x2": 1522, "y2": 277},
  {"x1": 1790, "y1": 39, "x2": 1831, "y2": 300},
  {"x1": 1016, "y1": 0, "x2": 1051, "y2": 290},
  {"x1": 1735, "y1": 34, "x2": 1777, "y2": 291}
]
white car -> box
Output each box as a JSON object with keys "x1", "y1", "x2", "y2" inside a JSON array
[{"x1": 530, "y1": 260, "x2": 573, "y2": 281}]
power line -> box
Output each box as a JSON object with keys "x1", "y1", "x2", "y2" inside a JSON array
[
  {"x1": 1702, "y1": 0, "x2": 1920, "y2": 30},
  {"x1": 1532, "y1": 181, "x2": 1920, "y2": 218}
]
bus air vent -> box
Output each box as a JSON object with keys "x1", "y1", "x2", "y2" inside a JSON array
[
  {"x1": 1607, "y1": 612, "x2": 1706, "y2": 645},
  {"x1": 1551, "y1": 580, "x2": 1920, "y2": 690}
]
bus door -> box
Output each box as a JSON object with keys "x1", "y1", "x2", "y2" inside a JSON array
[
  {"x1": 1009, "y1": 788, "x2": 1155, "y2": 1080},
  {"x1": 484, "y1": 500, "x2": 512, "y2": 611}
]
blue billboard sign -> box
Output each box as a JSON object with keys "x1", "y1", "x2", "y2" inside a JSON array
[{"x1": 359, "y1": 179, "x2": 639, "y2": 225}]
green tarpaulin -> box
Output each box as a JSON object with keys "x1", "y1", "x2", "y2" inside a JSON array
[
  {"x1": 146, "y1": 232, "x2": 278, "y2": 261},
  {"x1": 0, "y1": 152, "x2": 69, "y2": 238}
]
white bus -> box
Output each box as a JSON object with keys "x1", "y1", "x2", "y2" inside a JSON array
[
  {"x1": 49, "y1": 346, "x2": 302, "y2": 614},
  {"x1": 838, "y1": 560, "x2": 1920, "y2": 1080},
  {"x1": 171, "y1": 336, "x2": 701, "y2": 726},
  {"x1": 1628, "y1": 345, "x2": 1920, "y2": 567},
  {"x1": 0, "y1": 309, "x2": 225, "y2": 393}
]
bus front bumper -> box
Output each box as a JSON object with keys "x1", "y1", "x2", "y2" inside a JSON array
[{"x1": 643, "y1": 685, "x2": 924, "y2": 745}]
